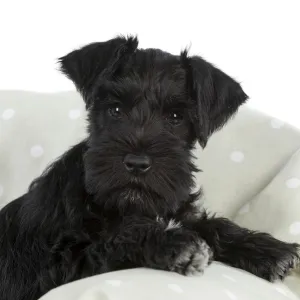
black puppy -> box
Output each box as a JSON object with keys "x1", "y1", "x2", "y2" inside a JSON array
[{"x1": 0, "y1": 35, "x2": 299, "y2": 300}]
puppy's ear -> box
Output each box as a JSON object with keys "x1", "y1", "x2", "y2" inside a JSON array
[
  {"x1": 59, "y1": 35, "x2": 138, "y2": 107},
  {"x1": 181, "y1": 51, "x2": 248, "y2": 147}
]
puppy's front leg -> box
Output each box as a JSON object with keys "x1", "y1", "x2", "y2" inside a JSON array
[
  {"x1": 106, "y1": 216, "x2": 213, "y2": 276},
  {"x1": 48, "y1": 216, "x2": 213, "y2": 289},
  {"x1": 185, "y1": 214, "x2": 299, "y2": 281}
]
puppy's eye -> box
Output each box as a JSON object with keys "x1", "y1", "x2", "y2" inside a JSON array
[
  {"x1": 166, "y1": 110, "x2": 184, "y2": 126},
  {"x1": 107, "y1": 106, "x2": 122, "y2": 119}
]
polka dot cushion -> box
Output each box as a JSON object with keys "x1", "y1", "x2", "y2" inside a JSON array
[
  {"x1": 1, "y1": 90, "x2": 300, "y2": 298},
  {"x1": 234, "y1": 148, "x2": 300, "y2": 295},
  {"x1": 40, "y1": 264, "x2": 299, "y2": 300},
  {"x1": 0, "y1": 91, "x2": 87, "y2": 206},
  {"x1": 234, "y1": 148, "x2": 300, "y2": 244},
  {"x1": 193, "y1": 105, "x2": 300, "y2": 218}
]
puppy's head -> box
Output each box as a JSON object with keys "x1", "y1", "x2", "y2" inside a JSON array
[{"x1": 59, "y1": 35, "x2": 248, "y2": 216}]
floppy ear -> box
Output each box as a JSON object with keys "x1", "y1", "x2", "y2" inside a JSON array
[
  {"x1": 181, "y1": 52, "x2": 248, "y2": 148},
  {"x1": 58, "y1": 35, "x2": 138, "y2": 108}
]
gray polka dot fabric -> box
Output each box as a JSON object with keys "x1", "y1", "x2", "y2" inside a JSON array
[
  {"x1": 1, "y1": 90, "x2": 300, "y2": 298},
  {"x1": 235, "y1": 148, "x2": 300, "y2": 244},
  {"x1": 40, "y1": 264, "x2": 299, "y2": 300}
]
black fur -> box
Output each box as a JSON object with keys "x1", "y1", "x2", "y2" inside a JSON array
[{"x1": 0, "y1": 35, "x2": 299, "y2": 300}]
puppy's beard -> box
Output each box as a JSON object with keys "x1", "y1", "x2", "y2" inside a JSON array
[{"x1": 102, "y1": 185, "x2": 166, "y2": 217}]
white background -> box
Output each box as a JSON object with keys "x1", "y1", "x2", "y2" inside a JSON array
[{"x1": 0, "y1": 0, "x2": 299, "y2": 127}]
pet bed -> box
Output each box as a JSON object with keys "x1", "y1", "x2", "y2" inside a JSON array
[{"x1": 1, "y1": 90, "x2": 299, "y2": 299}]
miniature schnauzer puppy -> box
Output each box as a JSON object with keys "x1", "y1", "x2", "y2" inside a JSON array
[{"x1": 0, "y1": 35, "x2": 299, "y2": 300}]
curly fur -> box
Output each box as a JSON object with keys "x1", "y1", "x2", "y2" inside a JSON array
[{"x1": 0, "y1": 35, "x2": 299, "y2": 300}]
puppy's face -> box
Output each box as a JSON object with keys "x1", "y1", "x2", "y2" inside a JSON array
[
  {"x1": 59, "y1": 36, "x2": 248, "y2": 216},
  {"x1": 85, "y1": 54, "x2": 197, "y2": 216}
]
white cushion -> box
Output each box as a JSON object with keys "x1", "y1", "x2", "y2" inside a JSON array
[
  {"x1": 233, "y1": 148, "x2": 300, "y2": 295},
  {"x1": 39, "y1": 263, "x2": 299, "y2": 300},
  {"x1": 194, "y1": 105, "x2": 300, "y2": 218},
  {"x1": 1, "y1": 90, "x2": 300, "y2": 298},
  {"x1": 234, "y1": 148, "x2": 300, "y2": 244}
]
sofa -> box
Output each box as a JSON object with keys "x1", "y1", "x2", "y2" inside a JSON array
[{"x1": 1, "y1": 90, "x2": 300, "y2": 299}]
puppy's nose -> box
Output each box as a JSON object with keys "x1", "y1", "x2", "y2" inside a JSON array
[{"x1": 123, "y1": 154, "x2": 151, "y2": 174}]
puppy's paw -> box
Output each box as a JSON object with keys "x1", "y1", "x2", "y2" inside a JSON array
[
  {"x1": 268, "y1": 243, "x2": 300, "y2": 282},
  {"x1": 171, "y1": 239, "x2": 213, "y2": 276}
]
